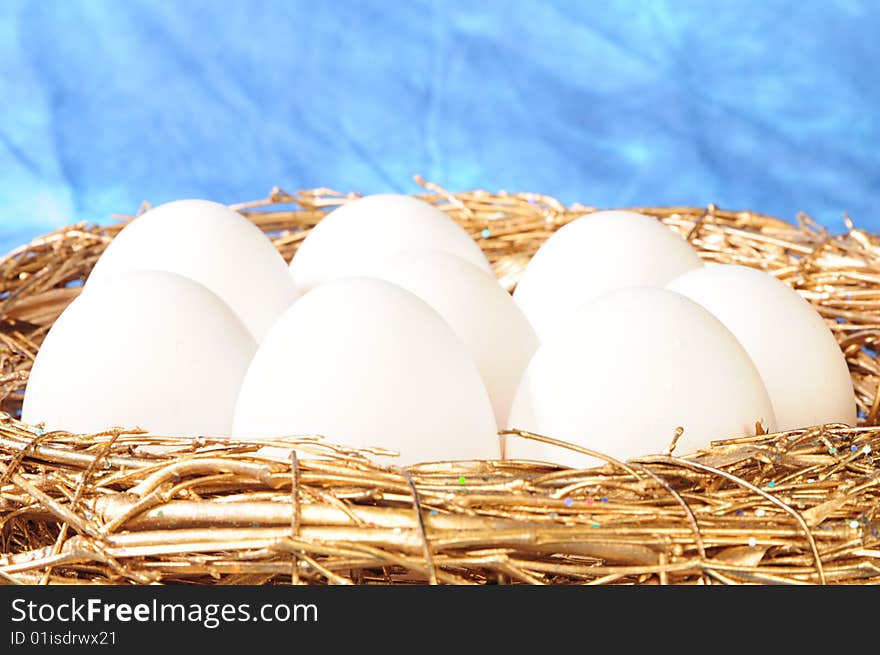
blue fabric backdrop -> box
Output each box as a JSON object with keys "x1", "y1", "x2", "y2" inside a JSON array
[{"x1": 1, "y1": 0, "x2": 878, "y2": 253}]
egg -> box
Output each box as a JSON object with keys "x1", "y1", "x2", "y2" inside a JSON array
[
  {"x1": 513, "y1": 211, "x2": 703, "y2": 340},
  {"x1": 87, "y1": 199, "x2": 299, "y2": 342},
  {"x1": 232, "y1": 277, "x2": 498, "y2": 465},
  {"x1": 362, "y1": 250, "x2": 538, "y2": 425},
  {"x1": 667, "y1": 264, "x2": 856, "y2": 430},
  {"x1": 288, "y1": 194, "x2": 493, "y2": 293},
  {"x1": 505, "y1": 287, "x2": 776, "y2": 468},
  {"x1": 22, "y1": 271, "x2": 257, "y2": 436}
]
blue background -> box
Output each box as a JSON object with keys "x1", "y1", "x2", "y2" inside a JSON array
[{"x1": 1, "y1": 0, "x2": 878, "y2": 254}]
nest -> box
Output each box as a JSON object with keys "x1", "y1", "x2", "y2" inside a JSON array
[{"x1": 1, "y1": 178, "x2": 879, "y2": 585}]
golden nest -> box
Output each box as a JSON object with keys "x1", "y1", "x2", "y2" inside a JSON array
[{"x1": 1, "y1": 178, "x2": 879, "y2": 586}]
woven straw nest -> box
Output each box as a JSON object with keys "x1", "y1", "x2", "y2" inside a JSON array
[{"x1": 1, "y1": 178, "x2": 879, "y2": 585}]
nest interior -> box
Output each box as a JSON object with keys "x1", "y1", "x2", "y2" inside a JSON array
[{"x1": 1, "y1": 178, "x2": 879, "y2": 585}]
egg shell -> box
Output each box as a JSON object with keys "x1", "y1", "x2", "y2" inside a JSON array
[
  {"x1": 22, "y1": 271, "x2": 257, "y2": 436},
  {"x1": 667, "y1": 264, "x2": 856, "y2": 429},
  {"x1": 288, "y1": 194, "x2": 492, "y2": 293},
  {"x1": 513, "y1": 211, "x2": 703, "y2": 340},
  {"x1": 506, "y1": 287, "x2": 777, "y2": 468},
  {"x1": 87, "y1": 199, "x2": 299, "y2": 342},
  {"x1": 232, "y1": 277, "x2": 499, "y2": 465},
  {"x1": 362, "y1": 250, "x2": 538, "y2": 425}
]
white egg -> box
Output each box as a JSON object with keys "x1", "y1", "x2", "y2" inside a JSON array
[
  {"x1": 505, "y1": 287, "x2": 776, "y2": 468},
  {"x1": 667, "y1": 264, "x2": 856, "y2": 430},
  {"x1": 362, "y1": 250, "x2": 538, "y2": 425},
  {"x1": 22, "y1": 271, "x2": 257, "y2": 436},
  {"x1": 233, "y1": 277, "x2": 498, "y2": 465},
  {"x1": 87, "y1": 199, "x2": 299, "y2": 342},
  {"x1": 288, "y1": 194, "x2": 493, "y2": 293},
  {"x1": 513, "y1": 211, "x2": 703, "y2": 340}
]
